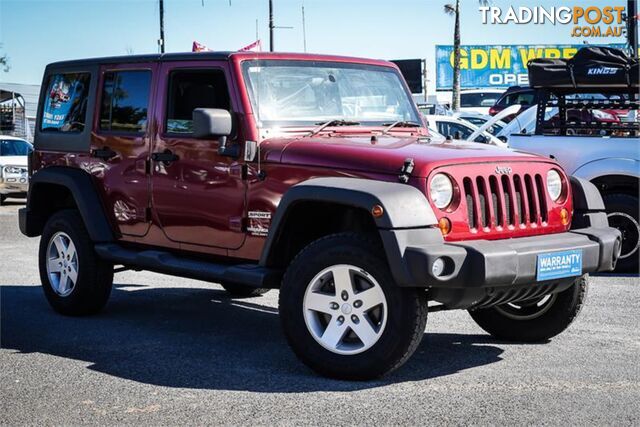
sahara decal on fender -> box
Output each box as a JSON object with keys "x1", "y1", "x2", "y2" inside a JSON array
[{"x1": 247, "y1": 211, "x2": 272, "y2": 237}]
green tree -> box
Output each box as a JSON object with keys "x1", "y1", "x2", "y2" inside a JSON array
[
  {"x1": 0, "y1": 44, "x2": 9, "y2": 72},
  {"x1": 444, "y1": 0, "x2": 488, "y2": 111}
]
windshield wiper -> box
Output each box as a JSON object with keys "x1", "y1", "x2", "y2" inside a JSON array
[
  {"x1": 381, "y1": 120, "x2": 421, "y2": 135},
  {"x1": 306, "y1": 119, "x2": 361, "y2": 137}
]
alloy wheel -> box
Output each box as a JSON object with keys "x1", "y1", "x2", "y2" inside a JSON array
[{"x1": 303, "y1": 264, "x2": 388, "y2": 355}]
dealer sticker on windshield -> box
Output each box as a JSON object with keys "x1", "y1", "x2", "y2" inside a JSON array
[{"x1": 536, "y1": 249, "x2": 583, "y2": 281}]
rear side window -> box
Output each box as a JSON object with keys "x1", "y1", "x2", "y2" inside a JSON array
[
  {"x1": 460, "y1": 92, "x2": 501, "y2": 108},
  {"x1": 99, "y1": 70, "x2": 151, "y2": 133},
  {"x1": 41, "y1": 73, "x2": 91, "y2": 132},
  {"x1": 165, "y1": 69, "x2": 231, "y2": 134},
  {"x1": 497, "y1": 91, "x2": 535, "y2": 107}
]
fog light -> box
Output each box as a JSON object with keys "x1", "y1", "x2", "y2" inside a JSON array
[
  {"x1": 560, "y1": 208, "x2": 570, "y2": 226},
  {"x1": 432, "y1": 258, "x2": 446, "y2": 277},
  {"x1": 438, "y1": 217, "x2": 451, "y2": 236}
]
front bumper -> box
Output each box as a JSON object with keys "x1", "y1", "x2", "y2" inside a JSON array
[
  {"x1": 382, "y1": 225, "x2": 621, "y2": 289},
  {"x1": 0, "y1": 171, "x2": 29, "y2": 195}
]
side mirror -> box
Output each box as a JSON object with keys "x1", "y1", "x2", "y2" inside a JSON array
[
  {"x1": 193, "y1": 108, "x2": 232, "y2": 138},
  {"x1": 193, "y1": 108, "x2": 238, "y2": 157}
]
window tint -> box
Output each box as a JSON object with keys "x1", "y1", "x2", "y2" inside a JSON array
[
  {"x1": 166, "y1": 69, "x2": 230, "y2": 134},
  {"x1": 460, "y1": 92, "x2": 501, "y2": 108},
  {"x1": 100, "y1": 70, "x2": 151, "y2": 133},
  {"x1": 0, "y1": 139, "x2": 32, "y2": 156},
  {"x1": 497, "y1": 91, "x2": 535, "y2": 107},
  {"x1": 41, "y1": 73, "x2": 91, "y2": 132}
]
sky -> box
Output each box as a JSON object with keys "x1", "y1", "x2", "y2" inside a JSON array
[{"x1": 0, "y1": 0, "x2": 629, "y2": 93}]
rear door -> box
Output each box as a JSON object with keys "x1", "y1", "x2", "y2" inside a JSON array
[
  {"x1": 150, "y1": 62, "x2": 247, "y2": 249},
  {"x1": 89, "y1": 63, "x2": 157, "y2": 237}
]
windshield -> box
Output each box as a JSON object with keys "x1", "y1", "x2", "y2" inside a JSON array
[
  {"x1": 0, "y1": 139, "x2": 32, "y2": 156},
  {"x1": 241, "y1": 60, "x2": 421, "y2": 127}
]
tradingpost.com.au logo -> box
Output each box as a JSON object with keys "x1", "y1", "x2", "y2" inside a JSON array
[{"x1": 479, "y1": 5, "x2": 627, "y2": 38}]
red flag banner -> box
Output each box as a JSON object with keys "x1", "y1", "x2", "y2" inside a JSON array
[
  {"x1": 192, "y1": 41, "x2": 211, "y2": 52},
  {"x1": 239, "y1": 40, "x2": 262, "y2": 52}
]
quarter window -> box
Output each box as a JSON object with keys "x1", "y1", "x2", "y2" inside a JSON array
[
  {"x1": 99, "y1": 70, "x2": 151, "y2": 133},
  {"x1": 165, "y1": 69, "x2": 231, "y2": 134},
  {"x1": 41, "y1": 72, "x2": 91, "y2": 132}
]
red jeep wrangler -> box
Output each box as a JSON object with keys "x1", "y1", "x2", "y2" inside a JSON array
[{"x1": 20, "y1": 52, "x2": 621, "y2": 380}]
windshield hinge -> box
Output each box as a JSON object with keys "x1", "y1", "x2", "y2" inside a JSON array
[{"x1": 398, "y1": 158, "x2": 414, "y2": 184}]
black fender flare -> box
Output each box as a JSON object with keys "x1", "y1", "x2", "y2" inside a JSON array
[
  {"x1": 259, "y1": 177, "x2": 441, "y2": 285},
  {"x1": 570, "y1": 176, "x2": 608, "y2": 229},
  {"x1": 20, "y1": 167, "x2": 114, "y2": 242}
]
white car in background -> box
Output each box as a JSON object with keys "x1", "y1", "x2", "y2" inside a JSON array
[
  {"x1": 0, "y1": 136, "x2": 32, "y2": 205},
  {"x1": 459, "y1": 89, "x2": 504, "y2": 115},
  {"x1": 453, "y1": 111, "x2": 507, "y2": 135},
  {"x1": 424, "y1": 115, "x2": 505, "y2": 146}
]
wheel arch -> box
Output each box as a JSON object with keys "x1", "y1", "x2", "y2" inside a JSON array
[
  {"x1": 590, "y1": 174, "x2": 639, "y2": 198},
  {"x1": 259, "y1": 177, "x2": 438, "y2": 270},
  {"x1": 20, "y1": 166, "x2": 114, "y2": 242}
]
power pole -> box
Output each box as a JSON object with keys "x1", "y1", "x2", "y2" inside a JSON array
[
  {"x1": 159, "y1": 0, "x2": 165, "y2": 54},
  {"x1": 269, "y1": 0, "x2": 274, "y2": 52},
  {"x1": 628, "y1": 0, "x2": 638, "y2": 58}
]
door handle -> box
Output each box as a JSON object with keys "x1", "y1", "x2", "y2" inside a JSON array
[
  {"x1": 151, "y1": 149, "x2": 179, "y2": 165},
  {"x1": 91, "y1": 146, "x2": 117, "y2": 160}
]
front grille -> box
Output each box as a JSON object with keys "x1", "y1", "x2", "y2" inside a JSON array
[{"x1": 464, "y1": 172, "x2": 548, "y2": 230}]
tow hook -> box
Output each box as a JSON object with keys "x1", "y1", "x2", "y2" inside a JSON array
[{"x1": 398, "y1": 158, "x2": 414, "y2": 183}]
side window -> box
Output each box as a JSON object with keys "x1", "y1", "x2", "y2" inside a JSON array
[
  {"x1": 41, "y1": 72, "x2": 91, "y2": 132},
  {"x1": 449, "y1": 123, "x2": 473, "y2": 139},
  {"x1": 436, "y1": 122, "x2": 449, "y2": 137},
  {"x1": 99, "y1": 70, "x2": 151, "y2": 133},
  {"x1": 166, "y1": 69, "x2": 231, "y2": 134}
]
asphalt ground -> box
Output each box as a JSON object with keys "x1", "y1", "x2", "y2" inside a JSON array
[{"x1": 1, "y1": 198, "x2": 638, "y2": 425}]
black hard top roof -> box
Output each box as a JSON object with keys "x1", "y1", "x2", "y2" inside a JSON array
[{"x1": 47, "y1": 51, "x2": 236, "y2": 68}]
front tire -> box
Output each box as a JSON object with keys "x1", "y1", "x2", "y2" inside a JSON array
[
  {"x1": 279, "y1": 233, "x2": 428, "y2": 380},
  {"x1": 39, "y1": 210, "x2": 114, "y2": 316},
  {"x1": 468, "y1": 275, "x2": 588, "y2": 342}
]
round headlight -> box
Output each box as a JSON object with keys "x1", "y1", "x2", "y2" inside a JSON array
[
  {"x1": 547, "y1": 169, "x2": 563, "y2": 202},
  {"x1": 429, "y1": 173, "x2": 454, "y2": 209}
]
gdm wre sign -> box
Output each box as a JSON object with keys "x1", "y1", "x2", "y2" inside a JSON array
[{"x1": 435, "y1": 43, "x2": 624, "y2": 90}]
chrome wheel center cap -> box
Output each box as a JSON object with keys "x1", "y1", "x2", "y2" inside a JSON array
[{"x1": 341, "y1": 303, "x2": 352, "y2": 315}]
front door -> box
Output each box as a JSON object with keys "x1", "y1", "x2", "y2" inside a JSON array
[
  {"x1": 150, "y1": 62, "x2": 247, "y2": 249},
  {"x1": 90, "y1": 63, "x2": 157, "y2": 237}
]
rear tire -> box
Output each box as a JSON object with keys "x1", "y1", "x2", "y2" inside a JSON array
[
  {"x1": 0, "y1": 195, "x2": 6, "y2": 206},
  {"x1": 603, "y1": 193, "x2": 639, "y2": 272},
  {"x1": 39, "y1": 210, "x2": 114, "y2": 316},
  {"x1": 220, "y1": 282, "x2": 270, "y2": 298},
  {"x1": 279, "y1": 233, "x2": 428, "y2": 380},
  {"x1": 468, "y1": 275, "x2": 588, "y2": 342}
]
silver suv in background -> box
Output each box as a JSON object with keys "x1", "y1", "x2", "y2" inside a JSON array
[
  {"x1": 0, "y1": 136, "x2": 31, "y2": 205},
  {"x1": 507, "y1": 47, "x2": 639, "y2": 272}
]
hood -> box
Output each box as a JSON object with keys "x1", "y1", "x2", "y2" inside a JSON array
[
  {"x1": 0, "y1": 156, "x2": 28, "y2": 167},
  {"x1": 260, "y1": 134, "x2": 549, "y2": 177}
]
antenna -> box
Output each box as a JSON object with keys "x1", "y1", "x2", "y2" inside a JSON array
[{"x1": 302, "y1": 2, "x2": 307, "y2": 52}]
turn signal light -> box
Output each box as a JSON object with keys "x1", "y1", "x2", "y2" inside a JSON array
[
  {"x1": 438, "y1": 217, "x2": 452, "y2": 236},
  {"x1": 560, "y1": 208, "x2": 570, "y2": 226},
  {"x1": 371, "y1": 205, "x2": 384, "y2": 218}
]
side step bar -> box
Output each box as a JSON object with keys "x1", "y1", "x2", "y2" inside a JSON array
[{"x1": 94, "y1": 243, "x2": 282, "y2": 289}]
